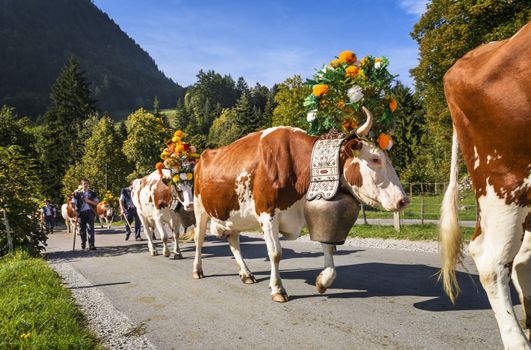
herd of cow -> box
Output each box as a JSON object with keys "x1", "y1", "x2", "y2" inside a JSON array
[{"x1": 58, "y1": 24, "x2": 530, "y2": 348}]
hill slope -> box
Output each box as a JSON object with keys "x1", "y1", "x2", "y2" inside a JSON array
[{"x1": 0, "y1": 0, "x2": 184, "y2": 117}]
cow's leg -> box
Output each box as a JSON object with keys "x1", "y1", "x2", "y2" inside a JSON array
[
  {"x1": 139, "y1": 216, "x2": 158, "y2": 256},
  {"x1": 192, "y1": 198, "x2": 208, "y2": 279},
  {"x1": 511, "y1": 219, "x2": 531, "y2": 341},
  {"x1": 469, "y1": 203, "x2": 530, "y2": 349},
  {"x1": 172, "y1": 223, "x2": 183, "y2": 260},
  {"x1": 316, "y1": 243, "x2": 337, "y2": 293},
  {"x1": 259, "y1": 213, "x2": 287, "y2": 302},
  {"x1": 154, "y1": 220, "x2": 171, "y2": 257},
  {"x1": 99, "y1": 216, "x2": 104, "y2": 228},
  {"x1": 226, "y1": 231, "x2": 256, "y2": 284}
]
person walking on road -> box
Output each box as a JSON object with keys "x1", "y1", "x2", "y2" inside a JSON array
[
  {"x1": 41, "y1": 199, "x2": 56, "y2": 234},
  {"x1": 120, "y1": 184, "x2": 142, "y2": 241},
  {"x1": 72, "y1": 179, "x2": 99, "y2": 250}
]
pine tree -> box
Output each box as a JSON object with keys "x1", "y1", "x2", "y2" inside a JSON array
[
  {"x1": 235, "y1": 91, "x2": 262, "y2": 137},
  {"x1": 40, "y1": 55, "x2": 97, "y2": 201}
]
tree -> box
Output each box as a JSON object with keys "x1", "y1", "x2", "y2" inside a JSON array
[
  {"x1": 40, "y1": 56, "x2": 97, "y2": 200},
  {"x1": 62, "y1": 116, "x2": 131, "y2": 199},
  {"x1": 234, "y1": 91, "x2": 262, "y2": 137},
  {"x1": 208, "y1": 108, "x2": 242, "y2": 147},
  {"x1": 272, "y1": 75, "x2": 311, "y2": 129},
  {"x1": 0, "y1": 146, "x2": 46, "y2": 256},
  {"x1": 122, "y1": 108, "x2": 171, "y2": 180},
  {"x1": 388, "y1": 82, "x2": 425, "y2": 179},
  {"x1": 410, "y1": 0, "x2": 530, "y2": 178},
  {"x1": 0, "y1": 105, "x2": 35, "y2": 155}
]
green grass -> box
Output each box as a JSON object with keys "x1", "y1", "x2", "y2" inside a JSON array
[
  {"x1": 362, "y1": 191, "x2": 477, "y2": 221},
  {"x1": 0, "y1": 251, "x2": 102, "y2": 349},
  {"x1": 348, "y1": 224, "x2": 474, "y2": 241}
]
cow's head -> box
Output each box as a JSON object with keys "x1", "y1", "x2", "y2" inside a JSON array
[
  {"x1": 172, "y1": 181, "x2": 194, "y2": 212},
  {"x1": 340, "y1": 107, "x2": 409, "y2": 212}
]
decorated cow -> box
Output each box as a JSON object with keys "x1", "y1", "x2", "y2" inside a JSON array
[
  {"x1": 96, "y1": 201, "x2": 114, "y2": 229},
  {"x1": 132, "y1": 130, "x2": 197, "y2": 258},
  {"x1": 192, "y1": 51, "x2": 408, "y2": 302}
]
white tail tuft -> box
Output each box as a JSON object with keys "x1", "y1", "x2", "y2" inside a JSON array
[{"x1": 439, "y1": 128, "x2": 464, "y2": 303}]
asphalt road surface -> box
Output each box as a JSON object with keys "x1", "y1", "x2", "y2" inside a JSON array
[{"x1": 45, "y1": 225, "x2": 520, "y2": 350}]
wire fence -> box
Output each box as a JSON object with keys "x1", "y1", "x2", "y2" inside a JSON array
[{"x1": 360, "y1": 182, "x2": 477, "y2": 224}]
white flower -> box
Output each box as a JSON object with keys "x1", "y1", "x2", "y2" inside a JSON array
[
  {"x1": 180, "y1": 173, "x2": 188, "y2": 180},
  {"x1": 374, "y1": 61, "x2": 382, "y2": 69},
  {"x1": 347, "y1": 85, "x2": 363, "y2": 103},
  {"x1": 306, "y1": 110, "x2": 317, "y2": 122}
]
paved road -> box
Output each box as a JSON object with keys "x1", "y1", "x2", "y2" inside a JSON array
[{"x1": 45, "y1": 225, "x2": 518, "y2": 350}]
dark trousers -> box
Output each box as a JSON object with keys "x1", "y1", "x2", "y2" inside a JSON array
[
  {"x1": 79, "y1": 210, "x2": 96, "y2": 246},
  {"x1": 44, "y1": 215, "x2": 54, "y2": 233},
  {"x1": 124, "y1": 207, "x2": 141, "y2": 238}
]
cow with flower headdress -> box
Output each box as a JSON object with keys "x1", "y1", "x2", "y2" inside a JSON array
[
  {"x1": 192, "y1": 51, "x2": 409, "y2": 302},
  {"x1": 132, "y1": 130, "x2": 198, "y2": 258}
]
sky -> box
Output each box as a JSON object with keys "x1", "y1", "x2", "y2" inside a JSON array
[{"x1": 92, "y1": 0, "x2": 429, "y2": 88}]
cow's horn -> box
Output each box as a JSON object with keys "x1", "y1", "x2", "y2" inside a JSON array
[{"x1": 356, "y1": 106, "x2": 373, "y2": 137}]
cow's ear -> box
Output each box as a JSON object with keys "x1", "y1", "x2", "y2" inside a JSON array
[{"x1": 343, "y1": 139, "x2": 362, "y2": 157}]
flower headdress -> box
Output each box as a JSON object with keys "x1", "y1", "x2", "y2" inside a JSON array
[
  {"x1": 304, "y1": 51, "x2": 397, "y2": 150},
  {"x1": 156, "y1": 130, "x2": 200, "y2": 184},
  {"x1": 102, "y1": 190, "x2": 117, "y2": 207}
]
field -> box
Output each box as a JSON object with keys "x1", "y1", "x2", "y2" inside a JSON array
[
  {"x1": 348, "y1": 224, "x2": 474, "y2": 241},
  {"x1": 0, "y1": 251, "x2": 102, "y2": 349}
]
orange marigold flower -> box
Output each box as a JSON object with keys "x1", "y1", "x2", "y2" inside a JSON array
[
  {"x1": 359, "y1": 57, "x2": 369, "y2": 67},
  {"x1": 330, "y1": 59, "x2": 342, "y2": 68},
  {"x1": 156, "y1": 162, "x2": 164, "y2": 170},
  {"x1": 337, "y1": 100, "x2": 346, "y2": 109},
  {"x1": 174, "y1": 130, "x2": 184, "y2": 138},
  {"x1": 338, "y1": 51, "x2": 357, "y2": 64},
  {"x1": 377, "y1": 133, "x2": 393, "y2": 150},
  {"x1": 312, "y1": 84, "x2": 330, "y2": 97},
  {"x1": 389, "y1": 98, "x2": 397, "y2": 112},
  {"x1": 341, "y1": 117, "x2": 358, "y2": 131},
  {"x1": 345, "y1": 66, "x2": 359, "y2": 78},
  {"x1": 375, "y1": 58, "x2": 382, "y2": 63}
]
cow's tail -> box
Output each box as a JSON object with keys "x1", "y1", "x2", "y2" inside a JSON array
[
  {"x1": 439, "y1": 127, "x2": 463, "y2": 304},
  {"x1": 179, "y1": 227, "x2": 195, "y2": 242}
]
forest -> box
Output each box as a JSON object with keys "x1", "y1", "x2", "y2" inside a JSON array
[{"x1": 0, "y1": 0, "x2": 529, "y2": 254}]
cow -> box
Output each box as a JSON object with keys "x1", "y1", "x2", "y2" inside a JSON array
[
  {"x1": 132, "y1": 169, "x2": 195, "y2": 258},
  {"x1": 96, "y1": 201, "x2": 114, "y2": 229},
  {"x1": 61, "y1": 195, "x2": 78, "y2": 234},
  {"x1": 192, "y1": 107, "x2": 409, "y2": 302},
  {"x1": 440, "y1": 23, "x2": 531, "y2": 349}
]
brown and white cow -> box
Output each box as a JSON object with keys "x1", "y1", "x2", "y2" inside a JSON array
[
  {"x1": 440, "y1": 23, "x2": 531, "y2": 349},
  {"x1": 96, "y1": 201, "x2": 114, "y2": 229},
  {"x1": 192, "y1": 108, "x2": 408, "y2": 302},
  {"x1": 132, "y1": 169, "x2": 195, "y2": 258},
  {"x1": 61, "y1": 195, "x2": 78, "y2": 234}
]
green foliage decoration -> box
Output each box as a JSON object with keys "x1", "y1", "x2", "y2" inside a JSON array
[{"x1": 304, "y1": 51, "x2": 397, "y2": 142}]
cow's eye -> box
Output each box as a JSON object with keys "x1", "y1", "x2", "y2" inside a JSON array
[{"x1": 371, "y1": 158, "x2": 380, "y2": 164}]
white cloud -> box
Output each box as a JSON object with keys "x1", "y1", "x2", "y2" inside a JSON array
[{"x1": 398, "y1": 0, "x2": 429, "y2": 16}]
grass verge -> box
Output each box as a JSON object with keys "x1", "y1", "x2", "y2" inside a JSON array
[
  {"x1": 0, "y1": 250, "x2": 102, "y2": 349},
  {"x1": 348, "y1": 224, "x2": 474, "y2": 241}
]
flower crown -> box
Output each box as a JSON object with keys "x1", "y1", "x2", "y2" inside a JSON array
[
  {"x1": 156, "y1": 130, "x2": 200, "y2": 184},
  {"x1": 102, "y1": 190, "x2": 117, "y2": 207},
  {"x1": 304, "y1": 51, "x2": 397, "y2": 150}
]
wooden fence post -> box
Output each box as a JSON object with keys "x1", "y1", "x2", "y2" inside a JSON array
[
  {"x1": 2, "y1": 209, "x2": 13, "y2": 253},
  {"x1": 393, "y1": 211, "x2": 400, "y2": 232},
  {"x1": 361, "y1": 204, "x2": 368, "y2": 225},
  {"x1": 420, "y1": 197, "x2": 425, "y2": 225}
]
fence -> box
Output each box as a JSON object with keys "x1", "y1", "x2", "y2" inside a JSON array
[{"x1": 359, "y1": 182, "x2": 477, "y2": 227}]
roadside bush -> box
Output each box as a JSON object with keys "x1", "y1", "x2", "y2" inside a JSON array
[{"x1": 0, "y1": 146, "x2": 46, "y2": 257}]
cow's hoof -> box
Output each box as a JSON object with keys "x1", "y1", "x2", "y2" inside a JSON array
[
  {"x1": 150, "y1": 250, "x2": 158, "y2": 256},
  {"x1": 272, "y1": 292, "x2": 289, "y2": 303},
  {"x1": 315, "y1": 275, "x2": 327, "y2": 294},
  {"x1": 240, "y1": 274, "x2": 257, "y2": 284},
  {"x1": 163, "y1": 250, "x2": 171, "y2": 257},
  {"x1": 174, "y1": 253, "x2": 183, "y2": 260},
  {"x1": 192, "y1": 270, "x2": 204, "y2": 279}
]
